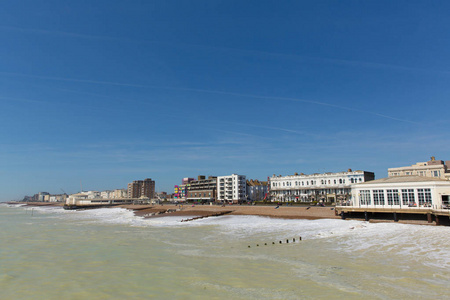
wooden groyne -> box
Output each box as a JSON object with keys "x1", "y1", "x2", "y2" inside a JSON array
[
  {"x1": 248, "y1": 236, "x2": 302, "y2": 248},
  {"x1": 181, "y1": 211, "x2": 233, "y2": 222}
]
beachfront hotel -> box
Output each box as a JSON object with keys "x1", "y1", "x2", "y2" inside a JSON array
[{"x1": 269, "y1": 170, "x2": 375, "y2": 203}]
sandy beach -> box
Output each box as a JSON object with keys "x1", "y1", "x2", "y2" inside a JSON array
[{"x1": 119, "y1": 204, "x2": 339, "y2": 220}]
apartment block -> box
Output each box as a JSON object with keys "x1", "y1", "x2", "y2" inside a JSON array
[
  {"x1": 127, "y1": 178, "x2": 155, "y2": 199},
  {"x1": 217, "y1": 174, "x2": 247, "y2": 203},
  {"x1": 186, "y1": 175, "x2": 217, "y2": 202}
]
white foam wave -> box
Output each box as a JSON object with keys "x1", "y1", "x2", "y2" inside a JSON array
[{"x1": 26, "y1": 205, "x2": 450, "y2": 269}]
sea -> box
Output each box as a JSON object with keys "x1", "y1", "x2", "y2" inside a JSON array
[{"x1": 0, "y1": 204, "x2": 449, "y2": 300}]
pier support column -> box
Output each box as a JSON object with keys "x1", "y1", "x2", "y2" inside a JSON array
[
  {"x1": 427, "y1": 213, "x2": 432, "y2": 223},
  {"x1": 435, "y1": 215, "x2": 440, "y2": 226},
  {"x1": 393, "y1": 212, "x2": 398, "y2": 222},
  {"x1": 364, "y1": 211, "x2": 369, "y2": 221}
]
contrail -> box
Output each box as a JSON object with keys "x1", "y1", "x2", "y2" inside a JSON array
[
  {"x1": 0, "y1": 71, "x2": 418, "y2": 124},
  {"x1": 2, "y1": 25, "x2": 448, "y2": 76}
]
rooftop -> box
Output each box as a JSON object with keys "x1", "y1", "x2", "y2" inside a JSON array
[{"x1": 356, "y1": 176, "x2": 449, "y2": 185}]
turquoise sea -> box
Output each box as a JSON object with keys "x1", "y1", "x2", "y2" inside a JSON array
[{"x1": 1, "y1": 204, "x2": 449, "y2": 299}]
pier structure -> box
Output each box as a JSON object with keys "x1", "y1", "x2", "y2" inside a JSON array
[
  {"x1": 336, "y1": 176, "x2": 450, "y2": 225},
  {"x1": 64, "y1": 193, "x2": 152, "y2": 209}
]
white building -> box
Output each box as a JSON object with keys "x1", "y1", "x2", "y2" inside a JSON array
[
  {"x1": 38, "y1": 192, "x2": 50, "y2": 202},
  {"x1": 349, "y1": 176, "x2": 450, "y2": 210},
  {"x1": 217, "y1": 174, "x2": 247, "y2": 203},
  {"x1": 86, "y1": 191, "x2": 101, "y2": 199},
  {"x1": 101, "y1": 190, "x2": 112, "y2": 199},
  {"x1": 112, "y1": 189, "x2": 128, "y2": 198},
  {"x1": 49, "y1": 194, "x2": 68, "y2": 202},
  {"x1": 270, "y1": 170, "x2": 375, "y2": 203}
]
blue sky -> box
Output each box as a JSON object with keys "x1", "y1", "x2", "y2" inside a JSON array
[{"x1": 1, "y1": 1, "x2": 450, "y2": 200}]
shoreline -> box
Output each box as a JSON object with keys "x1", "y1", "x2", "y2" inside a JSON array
[
  {"x1": 118, "y1": 204, "x2": 340, "y2": 220},
  {"x1": 4, "y1": 202, "x2": 441, "y2": 225}
]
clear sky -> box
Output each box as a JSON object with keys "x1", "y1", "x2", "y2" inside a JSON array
[{"x1": 1, "y1": 1, "x2": 450, "y2": 200}]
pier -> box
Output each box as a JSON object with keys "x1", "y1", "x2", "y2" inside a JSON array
[{"x1": 335, "y1": 206, "x2": 450, "y2": 226}]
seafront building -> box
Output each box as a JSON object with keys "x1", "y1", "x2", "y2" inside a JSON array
[
  {"x1": 388, "y1": 157, "x2": 450, "y2": 180},
  {"x1": 49, "y1": 194, "x2": 68, "y2": 202},
  {"x1": 174, "y1": 178, "x2": 195, "y2": 202},
  {"x1": 127, "y1": 178, "x2": 155, "y2": 199},
  {"x1": 100, "y1": 189, "x2": 128, "y2": 199},
  {"x1": 246, "y1": 179, "x2": 268, "y2": 201},
  {"x1": 349, "y1": 176, "x2": 450, "y2": 209},
  {"x1": 186, "y1": 176, "x2": 217, "y2": 202},
  {"x1": 336, "y1": 176, "x2": 450, "y2": 225},
  {"x1": 38, "y1": 192, "x2": 50, "y2": 202},
  {"x1": 217, "y1": 174, "x2": 247, "y2": 203},
  {"x1": 269, "y1": 170, "x2": 375, "y2": 203}
]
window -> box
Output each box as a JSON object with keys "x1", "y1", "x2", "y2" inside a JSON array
[
  {"x1": 401, "y1": 189, "x2": 415, "y2": 206},
  {"x1": 360, "y1": 190, "x2": 371, "y2": 205},
  {"x1": 386, "y1": 189, "x2": 399, "y2": 205},
  {"x1": 433, "y1": 171, "x2": 439, "y2": 177},
  {"x1": 334, "y1": 180, "x2": 336, "y2": 184},
  {"x1": 418, "y1": 188, "x2": 432, "y2": 205},
  {"x1": 351, "y1": 178, "x2": 354, "y2": 183},
  {"x1": 373, "y1": 190, "x2": 385, "y2": 205},
  {"x1": 339, "y1": 179, "x2": 342, "y2": 184}
]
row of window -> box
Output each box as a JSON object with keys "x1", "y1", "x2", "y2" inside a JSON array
[
  {"x1": 359, "y1": 189, "x2": 432, "y2": 206},
  {"x1": 189, "y1": 192, "x2": 212, "y2": 198},
  {"x1": 273, "y1": 178, "x2": 362, "y2": 188},
  {"x1": 391, "y1": 171, "x2": 441, "y2": 177},
  {"x1": 273, "y1": 189, "x2": 349, "y2": 195}
]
